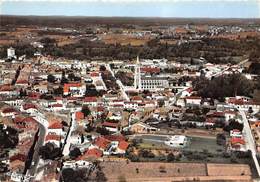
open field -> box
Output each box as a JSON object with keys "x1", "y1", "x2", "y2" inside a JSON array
[
  {"x1": 94, "y1": 161, "x2": 252, "y2": 182},
  {"x1": 99, "y1": 33, "x2": 150, "y2": 46}
]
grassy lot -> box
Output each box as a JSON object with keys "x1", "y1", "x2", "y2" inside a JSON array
[{"x1": 185, "y1": 136, "x2": 223, "y2": 154}]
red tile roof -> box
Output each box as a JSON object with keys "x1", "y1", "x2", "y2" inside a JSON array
[
  {"x1": 118, "y1": 141, "x2": 129, "y2": 151},
  {"x1": 52, "y1": 104, "x2": 63, "y2": 108},
  {"x1": 104, "y1": 135, "x2": 126, "y2": 142},
  {"x1": 141, "y1": 67, "x2": 160, "y2": 74},
  {"x1": 22, "y1": 117, "x2": 37, "y2": 123},
  {"x1": 94, "y1": 137, "x2": 110, "y2": 150},
  {"x1": 2, "y1": 108, "x2": 18, "y2": 114},
  {"x1": 102, "y1": 121, "x2": 119, "y2": 128},
  {"x1": 48, "y1": 122, "x2": 63, "y2": 129},
  {"x1": 230, "y1": 137, "x2": 245, "y2": 145},
  {"x1": 16, "y1": 80, "x2": 28, "y2": 85},
  {"x1": 64, "y1": 83, "x2": 82, "y2": 93},
  {"x1": 75, "y1": 111, "x2": 84, "y2": 121},
  {"x1": 83, "y1": 96, "x2": 97, "y2": 102},
  {"x1": 45, "y1": 134, "x2": 61, "y2": 142},
  {"x1": 85, "y1": 148, "x2": 103, "y2": 158},
  {"x1": 10, "y1": 154, "x2": 27, "y2": 162},
  {"x1": 0, "y1": 84, "x2": 13, "y2": 92},
  {"x1": 90, "y1": 72, "x2": 100, "y2": 77},
  {"x1": 23, "y1": 103, "x2": 37, "y2": 110},
  {"x1": 131, "y1": 96, "x2": 143, "y2": 101},
  {"x1": 28, "y1": 92, "x2": 41, "y2": 99}
]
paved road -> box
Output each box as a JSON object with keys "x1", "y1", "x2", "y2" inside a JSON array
[
  {"x1": 211, "y1": 58, "x2": 249, "y2": 79},
  {"x1": 106, "y1": 63, "x2": 130, "y2": 101},
  {"x1": 132, "y1": 134, "x2": 169, "y2": 142},
  {"x1": 26, "y1": 119, "x2": 47, "y2": 181},
  {"x1": 62, "y1": 112, "x2": 74, "y2": 156},
  {"x1": 239, "y1": 110, "x2": 260, "y2": 177}
]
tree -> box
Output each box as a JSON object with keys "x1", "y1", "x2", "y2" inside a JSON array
[
  {"x1": 69, "y1": 147, "x2": 81, "y2": 159},
  {"x1": 39, "y1": 143, "x2": 61, "y2": 160},
  {"x1": 167, "y1": 153, "x2": 175, "y2": 162},
  {"x1": 47, "y1": 74, "x2": 56, "y2": 83},
  {"x1": 99, "y1": 65, "x2": 106, "y2": 71},
  {"x1": 96, "y1": 127, "x2": 109, "y2": 135},
  {"x1": 81, "y1": 106, "x2": 91, "y2": 117}
]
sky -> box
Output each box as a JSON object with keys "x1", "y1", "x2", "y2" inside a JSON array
[{"x1": 1, "y1": 0, "x2": 260, "y2": 18}]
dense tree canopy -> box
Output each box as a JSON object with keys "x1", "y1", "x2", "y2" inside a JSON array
[{"x1": 193, "y1": 73, "x2": 255, "y2": 101}]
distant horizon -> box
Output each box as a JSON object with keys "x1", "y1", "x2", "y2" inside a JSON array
[
  {"x1": 1, "y1": 0, "x2": 260, "y2": 18},
  {"x1": 2, "y1": 14, "x2": 260, "y2": 20}
]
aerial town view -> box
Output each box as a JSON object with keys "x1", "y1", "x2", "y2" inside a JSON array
[{"x1": 0, "y1": 0, "x2": 260, "y2": 182}]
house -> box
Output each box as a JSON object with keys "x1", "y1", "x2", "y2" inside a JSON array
[
  {"x1": 176, "y1": 97, "x2": 186, "y2": 107},
  {"x1": 131, "y1": 96, "x2": 143, "y2": 103},
  {"x1": 124, "y1": 101, "x2": 138, "y2": 110},
  {"x1": 107, "y1": 111, "x2": 122, "y2": 121},
  {"x1": 117, "y1": 140, "x2": 129, "y2": 154},
  {"x1": 226, "y1": 97, "x2": 260, "y2": 113},
  {"x1": 181, "y1": 87, "x2": 193, "y2": 97},
  {"x1": 45, "y1": 134, "x2": 63, "y2": 147},
  {"x1": 102, "y1": 121, "x2": 119, "y2": 132},
  {"x1": 49, "y1": 103, "x2": 64, "y2": 112},
  {"x1": 48, "y1": 121, "x2": 63, "y2": 135},
  {"x1": 0, "y1": 84, "x2": 18, "y2": 96},
  {"x1": 75, "y1": 111, "x2": 85, "y2": 122},
  {"x1": 185, "y1": 96, "x2": 202, "y2": 106},
  {"x1": 1, "y1": 107, "x2": 19, "y2": 117},
  {"x1": 230, "y1": 129, "x2": 242, "y2": 138},
  {"x1": 93, "y1": 137, "x2": 111, "y2": 151},
  {"x1": 224, "y1": 110, "x2": 237, "y2": 121},
  {"x1": 164, "y1": 135, "x2": 188, "y2": 148},
  {"x1": 63, "y1": 83, "x2": 86, "y2": 97},
  {"x1": 130, "y1": 122, "x2": 159, "y2": 134},
  {"x1": 77, "y1": 148, "x2": 103, "y2": 160},
  {"x1": 229, "y1": 137, "x2": 246, "y2": 152},
  {"x1": 251, "y1": 121, "x2": 260, "y2": 129},
  {"x1": 21, "y1": 103, "x2": 37, "y2": 114},
  {"x1": 83, "y1": 97, "x2": 98, "y2": 107}
]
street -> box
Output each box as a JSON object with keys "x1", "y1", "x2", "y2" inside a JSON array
[
  {"x1": 240, "y1": 110, "x2": 260, "y2": 177},
  {"x1": 26, "y1": 119, "x2": 47, "y2": 181}
]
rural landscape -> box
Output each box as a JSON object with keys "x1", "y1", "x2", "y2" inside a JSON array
[{"x1": 0, "y1": 1, "x2": 260, "y2": 182}]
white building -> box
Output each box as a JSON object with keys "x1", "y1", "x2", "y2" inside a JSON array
[
  {"x1": 7, "y1": 47, "x2": 16, "y2": 59},
  {"x1": 164, "y1": 135, "x2": 188, "y2": 148}
]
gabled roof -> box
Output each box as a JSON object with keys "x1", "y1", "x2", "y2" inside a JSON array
[
  {"x1": 45, "y1": 134, "x2": 61, "y2": 142},
  {"x1": 85, "y1": 148, "x2": 103, "y2": 158},
  {"x1": 104, "y1": 135, "x2": 126, "y2": 142},
  {"x1": 48, "y1": 122, "x2": 63, "y2": 129},
  {"x1": 10, "y1": 154, "x2": 27, "y2": 162},
  {"x1": 94, "y1": 137, "x2": 110, "y2": 150},
  {"x1": 230, "y1": 137, "x2": 245, "y2": 145},
  {"x1": 52, "y1": 104, "x2": 63, "y2": 108},
  {"x1": 102, "y1": 121, "x2": 119, "y2": 128},
  {"x1": 118, "y1": 141, "x2": 129, "y2": 151},
  {"x1": 2, "y1": 108, "x2": 18, "y2": 114},
  {"x1": 23, "y1": 103, "x2": 37, "y2": 110},
  {"x1": 75, "y1": 111, "x2": 84, "y2": 121},
  {"x1": 0, "y1": 84, "x2": 13, "y2": 92},
  {"x1": 141, "y1": 67, "x2": 160, "y2": 74},
  {"x1": 83, "y1": 96, "x2": 97, "y2": 102},
  {"x1": 64, "y1": 83, "x2": 82, "y2": 93}
]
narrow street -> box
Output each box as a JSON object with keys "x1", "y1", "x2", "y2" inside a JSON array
[
  {"x1": 26, "y1": 119, "x2": 47, "y2": 181},
  {"x1": 240, "y1": 110, "x2": 260, "y2": 177}
]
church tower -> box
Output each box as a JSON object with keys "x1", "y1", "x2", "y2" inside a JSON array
[{"x1": 134, "y1": 55, "x2": 141, "y2": 90}]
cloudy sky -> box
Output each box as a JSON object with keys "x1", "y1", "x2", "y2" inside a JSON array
[{"x1": 1, "y1": 0, "x2": 260, "y2": 18}]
